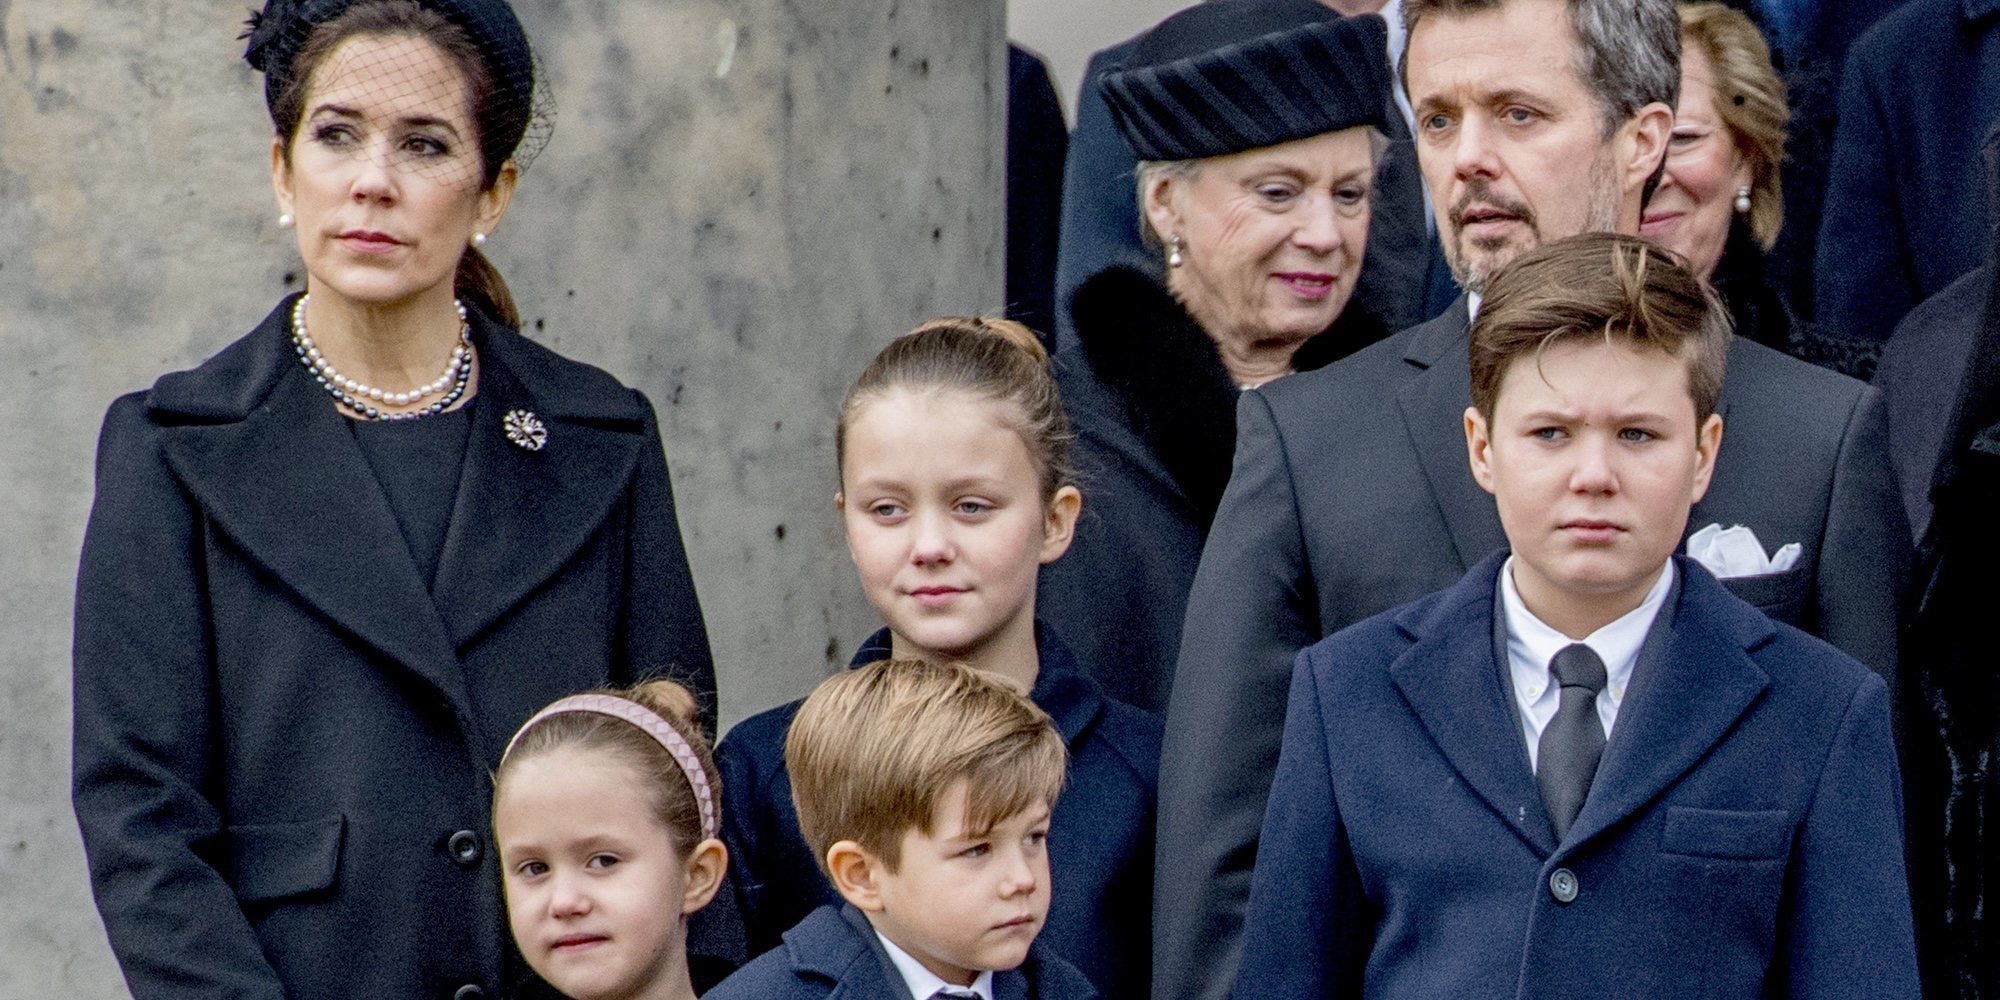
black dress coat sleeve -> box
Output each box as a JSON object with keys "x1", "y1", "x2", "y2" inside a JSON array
[{"x1": 71, "y1": 298, "x2": 714, "y2": 1000}]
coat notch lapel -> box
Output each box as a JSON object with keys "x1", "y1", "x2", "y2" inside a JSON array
[
  {"x1": 1394, "y1": 310, "x2": 1504, "y2": 573},
  {"x1": 161, "y1": 364, "x2": 469, "y2": 720},
  {"x1": 429, "y1": 352, "x2": 645, "y2": 651},
  {"x1": 1562, "y1": 572, "x2": 1770, "y2": 849},
  {"x1": 1390, "y1": 581, "x2": 1557, "y2": 857}
]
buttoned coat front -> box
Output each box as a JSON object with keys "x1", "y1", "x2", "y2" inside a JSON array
[
  {"x1": 1234, "y1": 554, "x2": 1919, "y2": 999},
  {"x1": 71, "y1": 298, "x2": 715, "y2": 1000}
]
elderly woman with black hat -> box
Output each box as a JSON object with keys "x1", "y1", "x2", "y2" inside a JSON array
[
  {"x1": 1038, "y1": 0, "x2": 1395, "y2": 712},
  {"x1": 70, "y1": 2, "x2": 714, "y2": 998}
]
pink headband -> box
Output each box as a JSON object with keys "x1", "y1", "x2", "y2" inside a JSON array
[{"x1": 505, "y1": 693, "x2": 719, "y2": 840}]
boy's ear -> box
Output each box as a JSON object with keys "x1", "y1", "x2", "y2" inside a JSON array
[
  {"x1": 1039, "y1": 485, "x2": 1083, "y2": 565},
  {"x1": 1464, "y1": 406, "x2": 1498, "y2": 495},
  {"x1": 826, "y1": 840, "x2": 887, "y2": 913},
  {"x1": 680, "y1": 838, "x2": 729, "y2": 915},
  {"x1": 1688, "y1": 412, "x2": 1724, "y2": 503}
]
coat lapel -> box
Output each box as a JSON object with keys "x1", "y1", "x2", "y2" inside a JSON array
[
  {"x1": 796, "y1": 906, "x2": 916, "y2": 999},
  {"x1": 1389, "y1": 557, "x2": 1558, "y2": 857},
  {"x1": 1394, "y1": 303, "x2": 1505, "y2": 572},
  {"x1": 428, "y1": 320, "x2": 647, "y2": 650},
  {"x1": 1562, "y1": 559, "x2": 1773, "y2": 849},
  {"x1": 157, "y1": 307, "x2": 469, "y2": 725}
]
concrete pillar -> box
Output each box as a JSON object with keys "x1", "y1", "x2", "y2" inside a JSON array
[{"x1": 0, "y1": 0, "x2": 1004, "y2": 993}]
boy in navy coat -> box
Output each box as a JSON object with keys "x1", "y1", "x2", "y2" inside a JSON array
[
  {"x1": 706, "y1": 659, "x2": 1097, "y2": 1000},
  {"x1": 1235, "y1": 233, "x2": 1918, "y2": 998}
]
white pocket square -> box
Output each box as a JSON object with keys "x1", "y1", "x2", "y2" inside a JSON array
[{"x1": 1686, "y1": 523, "x2": 1801, "y2": 578}]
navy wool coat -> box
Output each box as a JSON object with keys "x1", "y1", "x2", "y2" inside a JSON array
[
  {"x1": 1236, "y1": 554, "x2": 1918, "y2": 999},
  {"x1": 713, "y1": 626, "x2": 1159, "y2": 996},
  {"x1": 71, "y1": 297, "x2": 715, "y2": 1000},
  {"x1": 1813, "y1": 0, "x2": 2000, "y2": 344},
  {"x1": 705, "y1": 903, "x2": 1099, "y2": 1000}
]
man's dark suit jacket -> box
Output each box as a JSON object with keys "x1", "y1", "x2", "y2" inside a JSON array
[
  {"x1": 1155, "y1": 298, "x2": 1911, "y2": 1000},
  {"x1": 1813, "y1": 0, "x2": 2000, "y2": 344},
  {"x1": 1234, "y1": 553, "x2": 1919, "y2": 999},
  {"x1": 704, "y1": 904, "x2": 1099, "y2": 1000}
]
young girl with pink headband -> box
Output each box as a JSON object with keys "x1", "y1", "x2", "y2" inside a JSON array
[{"x1": 493, "y1": 680, "x2": 727, "y2": 1000}]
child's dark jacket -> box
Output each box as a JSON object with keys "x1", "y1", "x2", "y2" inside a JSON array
[{"x1": 704, "y1": 903, "x2": 1099, "y2": 1000}]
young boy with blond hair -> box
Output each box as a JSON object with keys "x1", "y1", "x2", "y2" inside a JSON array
[{"x1": 706, "y1": 659, "x2": 1098, "y2": 1000}]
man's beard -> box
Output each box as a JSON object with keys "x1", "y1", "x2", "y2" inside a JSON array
[{"x1": 1445, "y1": 152, "x2": 1621, "y2": 294}]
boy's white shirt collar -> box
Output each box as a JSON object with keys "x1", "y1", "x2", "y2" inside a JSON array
[
  {"x1": 1497, "y1": 556, "x2": 1673, "y2": 770},
  {"x1": 874, "y1": 927, "x2": 996, "y2": 1000}
]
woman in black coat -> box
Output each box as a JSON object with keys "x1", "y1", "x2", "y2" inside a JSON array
[
  {"x1": 70, "y1": 3, "x2": 714, "y2": 998},
  {"x1": 1036, "y1": 4, "x2": 1393, "y2": 712}
]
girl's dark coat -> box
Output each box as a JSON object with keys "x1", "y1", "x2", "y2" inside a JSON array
[{"x1": 71, "y1": 297, "x2": 715, "y2": 1000}]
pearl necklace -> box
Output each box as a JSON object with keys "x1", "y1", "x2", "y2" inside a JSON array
[{"x1": 290, "y1": 294, "x2": 474, "y2": 421}]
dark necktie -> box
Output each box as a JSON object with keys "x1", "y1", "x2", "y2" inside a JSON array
[
  {"x1": 929, "y1": 991, "x2": 982, "y2": 1000},
  {"x1": 1538, "y1": 643, "x2": 1608, "y2": 840}
]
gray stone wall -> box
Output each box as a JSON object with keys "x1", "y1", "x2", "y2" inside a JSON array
[{"x1": 0, "y1": 0, "x2": 1002, "y2": 993}]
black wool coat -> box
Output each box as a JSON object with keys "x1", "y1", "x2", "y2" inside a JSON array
[
  {"x1": 71, "y1": 296, "x2": 715, "y2": 1000},
  {"x1": 1039, "y1": 266, "x2": 1388, "y2": 712}
]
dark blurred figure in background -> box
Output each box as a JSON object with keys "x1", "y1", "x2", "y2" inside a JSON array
[
  {"x1": 1813, "y1": 0, "x2": 2000, "y2": 360},
  {"x1": 1873, "y1": 126, "x2": 2000, "y2": 1000},
  {"x1": 1007, "y1": 44, "x2": 1068, "y2": 343}
]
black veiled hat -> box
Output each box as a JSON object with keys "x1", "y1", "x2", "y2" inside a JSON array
[
  {"x1": 1102, "y1": 0, "x2": 1393, "y2": 162},
  {"x1": 241, "y1": 0, "x2": 545, "y2": 167}
]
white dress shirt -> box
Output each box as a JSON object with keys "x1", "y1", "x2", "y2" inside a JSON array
[
  {"x1": 1497, "y1": 557, "x2": 1674, "y2": 771},
  {"x1": 876, "y1": 928, "x2": 995, "y2": 1000}
]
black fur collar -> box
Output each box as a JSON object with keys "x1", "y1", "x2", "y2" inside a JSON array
[{"x1": 1068, "y1": 266, "x2": 1392, "y2": 526}]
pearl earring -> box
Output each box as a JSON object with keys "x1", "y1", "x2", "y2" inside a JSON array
[
  {"x1": 1733, "y1": 186, "x2": 1752, "y2": 214},
  {"x1": 1167, "y1": 234, "x2": 1185, "y2": 269},
  {"x1": 278, "y1": 213, "x2": 294, "y2": 229},
  {"x1": 471, "y1": 231, "x2": 488, "y2": 248}
]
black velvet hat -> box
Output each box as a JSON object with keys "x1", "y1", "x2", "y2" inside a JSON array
[
  {"x1": 241, "y1": 0, "x2": 547, "y2": 168},
  {"x1": 1102, "y1": 0, "x2": 1393, "y2": 162}
]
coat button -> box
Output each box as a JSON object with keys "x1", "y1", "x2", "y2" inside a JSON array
[
  {"x1": 446, "y1": 830, "x2": 482, "y2": 867},
  {"x1": 1549, "y1": 868, "x2": 1579, "y2": 904},
  {"x1": 453, "y1": 986, "x2": 486, "y2": 1000}
]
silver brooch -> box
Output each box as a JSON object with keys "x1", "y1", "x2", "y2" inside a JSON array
[{"x1": 503, "y1": 409, "x2": 548, "y2": 451}]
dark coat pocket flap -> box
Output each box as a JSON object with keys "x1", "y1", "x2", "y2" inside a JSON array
[
  {"x1": 225, "y1": 815, "x2": 345, "y2": 903},
  {"x1": 1717, "y1": 567, "x2": 1806, "y2": 622},
  {"x1": 1661, "y1": 806, "x2": 1791, "y2": 860}
]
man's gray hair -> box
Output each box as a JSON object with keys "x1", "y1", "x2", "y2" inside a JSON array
[{"x1": 1402, "y1": 0, "x2": 1680, "y2": 136}]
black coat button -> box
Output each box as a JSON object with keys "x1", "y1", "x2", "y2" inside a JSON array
[
  {"x1": 453, "y1": 986, "x2": 486, "y2": 1000},
  {"x1": 446, "y1": 830, "x2": 481, "y2": 867},
  {"x1": 1549, "y1": 867, "x2": 1579, "y2": 904}
]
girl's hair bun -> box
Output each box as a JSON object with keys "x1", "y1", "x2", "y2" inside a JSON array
[
  {"x1": 626, "y1": 677, "x2": 703, "y2": 734},
  {"x1": 908, "y1": 316, "x2": 1049, "y2": 367}
]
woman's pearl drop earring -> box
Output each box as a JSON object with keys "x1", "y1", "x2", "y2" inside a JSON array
[
  {"x1": 471, "y1": 231, "x2": 488, "y2": 248},
  {"x1": 1167, "y1": 234, "x2": 1185, "y2": 269},
  {"x1": 278, "y1": 213, "x2": 294, "y2": 229},
  {"x1": 1733, "y1": 186, "x2": 1752, "y2": 214}
]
